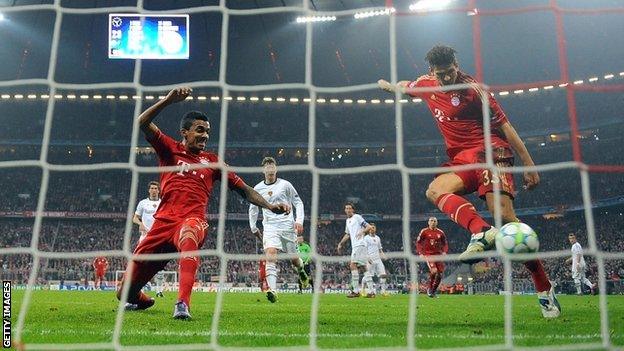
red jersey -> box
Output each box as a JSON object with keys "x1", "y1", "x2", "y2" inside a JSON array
[
  {"x1": 407, "y1": 71, "x2": 510, "y2": 159},
  {"x1": 147, "y1": 130, "x2": 245, "y2": 221},
  {"x1": 416, "y1": 228, "x2": 448, "y2": 255},
  {"x1": 93, "y1": 257, "x2": 108, "y2": 271}
]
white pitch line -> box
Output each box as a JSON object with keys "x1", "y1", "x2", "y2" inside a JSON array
[{"x1": 26, "y1": 329, "x2": 616, "y2": 341}]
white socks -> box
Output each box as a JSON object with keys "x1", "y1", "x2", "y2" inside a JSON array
[
  {"x1": 363, "y1": 272, "x2": 374, "y2": 293},
  {"x1": 351, "y1": 270, "x2": 360, "y2": 293},
  {"x1": 266, "y1": 262, "x2": 278, "y2": 291}
]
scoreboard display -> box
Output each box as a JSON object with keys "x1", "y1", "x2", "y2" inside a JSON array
[{"x1": 108, "y1": 14, "x2": 189, "y2": 59}]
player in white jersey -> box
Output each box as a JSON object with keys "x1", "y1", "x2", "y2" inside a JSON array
[
  {"x1": 566, "y1": 233, "x2": 595, "y2": 295},
  {"x1": 133, "y1": 181, "x2": 162, "y2": 243},
  {"x1": 336, "y1": 202, "x2": 374, "y2": 298},
  {"x1": 125, "y1": 181, "x2": 162, "y2": 310},
  {"x1": 362, "y1": 223, "x2": 388, "y2": 297},
  {"x1": 249, "y1": 157, "x2": 309, "y2": 303},
  {"x1": 154, "y1": 271, "x2": 165, "y2": 297}
]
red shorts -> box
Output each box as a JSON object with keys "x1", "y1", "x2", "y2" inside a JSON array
[
  {"x1": 134, "y1": 217, "x2": 209, "y2": 255},
  {"x1": 439, "y1": 146, "x2": 516, "y2": 199},
  {"x1": 426, "y1": 260, "x2": 445, "y2": 273},
  {"x1": 95, "y1": 270, "x2": 106, "y2": 278}
]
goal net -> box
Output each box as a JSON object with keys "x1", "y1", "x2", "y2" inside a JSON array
[{"x1": 0, "y1": 0, "x2": 623, "y2": 350}]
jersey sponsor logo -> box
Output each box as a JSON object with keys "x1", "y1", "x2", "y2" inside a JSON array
[
  {"x1": 176, "y1": 160, "x2": 191, "y2": 176},
  {"x1": 451, "y1": 94, "x2": 460, "y2": 106}
]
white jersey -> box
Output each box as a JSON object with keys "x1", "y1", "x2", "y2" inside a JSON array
[
  {"x1": 155, "y1": 272, "x2": 165, "y2": 283},
  {"x1": 571, "y1": 242, "x2": 586, "y2": 271},
  {"x1": 364, "y1": 235, "x2": 382, "y2": 261},
  {"x1": 135, "y1": 198, "x2": 161, "y2": 231},
  {"x1": 345, "y1": 214, "x2": 368, "y2": 248},
  {"x1": 249, "y1": 178, "x2": 304, "y2": 233}
]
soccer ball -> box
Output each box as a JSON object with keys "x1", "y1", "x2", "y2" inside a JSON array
[{"x1": 495, "y1": 222, "x2": 539, "y2": 254}]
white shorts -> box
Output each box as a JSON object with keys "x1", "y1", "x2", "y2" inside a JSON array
[
  {"x1": 572, "y1": 268, "x2": 586, "y2": 283},
  {"x1": 351, "y1": 246, "x2": 368, "y2": 266},
  {"x1": 263, "y1": 230, "x2": 298, "y2": 254},
  {"x1": 367, "y1": 258, "x2": 386, "y2": 276}
]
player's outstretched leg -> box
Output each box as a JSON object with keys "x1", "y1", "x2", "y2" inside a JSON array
[
  {"x1": 117, "y1": 260, "x2": 163, "y2": 311},
  {"x1": 426, "y1": 175, "x2": 497, "y2": 264},
  {"x1": 530, "y1": 265, "x2": 560, "y2": 318}
]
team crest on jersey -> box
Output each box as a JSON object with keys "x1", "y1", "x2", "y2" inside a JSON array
[
  {"x1": 268, "y1": 191, "x2": 273, "y2": 196},
  {"x1": 451, "y1": 94, "x2": 460, "y2": 106},
  {"x1": 199, "y1": 158, "x2": 210, "y2": 165},
  {"x1": 153, "y1": 204, "x2": 157, "y2": 208},
  {"x1": 430, "y1": 94, "x2": 436, "y2": 100}
]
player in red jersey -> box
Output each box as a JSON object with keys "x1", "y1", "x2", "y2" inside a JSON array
[
  {"x1": 117, "y1": 87, "x2": 290, "y2": 319},
  {"x1": 93, "y1": 256, "x2": 108, "y2": 289},
  {"x1": 416, "y1": 217, "x2": 448, "y2": 298},
  {"x1": 379, "y1": 45, "x2": 560, "y2": 318}
]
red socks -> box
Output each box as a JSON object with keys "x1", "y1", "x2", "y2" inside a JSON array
[
  {"x1": 524, "y1": 260, "x2": 552, "y2": 292},
  {"x1": 435, "y1": 193, "x2": 491, "y2": 234},
  {"x1": 433, "y1": 274, "x2": 442, "y2": 292},
  {"x1": 428, "y1": 273, "x2": 442, "y2": 293},
  {"x1": 178, "y1": 239, "x2": 200, "y2": 306},
  {"x1": 435, "y1": 193, "x2": 552, "y2": 293}
]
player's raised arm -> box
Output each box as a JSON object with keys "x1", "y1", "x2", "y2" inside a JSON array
[
  {"x1": 234, "y1": 184, "x2": 290, "y2": 215},
  {"x1": 378, "y1": 79, "x2": 411, "y2": 94},
  {"x1": 138, "y1": 87, "x2": 192, "y2": 138},
  {"x1": 498, "y1": 121, "x2": 540, "y2": 190}
]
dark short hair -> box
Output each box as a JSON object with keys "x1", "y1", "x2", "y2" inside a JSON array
[
  {"x1": 179, "y1": 111, "x2": 209, "y2": 131},
  {"x1": 344, "y1": 202, "x2": 356, "y2": 210},
  {"x1": 148, "y1": 181, "x2": 160, "y2": 190},
  {"x1": 369, "y1": 223, "x2": 376, "y2": 227},
  {"x1": 568, "y1": 233, "x2": 576, "y2": 237},
  {"x1": 425, "y1": 45, "x2": 457, "y2": 67},
  {"x1": 261, "y1": 157, "x2": 277, "y2": 166}
]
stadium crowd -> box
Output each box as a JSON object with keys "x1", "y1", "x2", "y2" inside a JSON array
[
  {"x1": 1, "y1": 94, "x2": 622, "y2": 294},
  {"x1": 2, "y1": 206, "x2": 622, "y2": 294}
]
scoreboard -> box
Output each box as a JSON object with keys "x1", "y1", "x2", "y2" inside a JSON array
[{"x1": 108, "y1": 14, "x2": 189, "y2": 59}]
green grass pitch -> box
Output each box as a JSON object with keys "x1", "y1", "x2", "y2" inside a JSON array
[{"x1": 9, "y1": 291, "x2": 624, "y2": 349}]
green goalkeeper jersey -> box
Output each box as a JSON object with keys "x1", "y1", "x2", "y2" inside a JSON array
[{"x1": 298, "y1": 242, "x2": 312, "y2": 265}]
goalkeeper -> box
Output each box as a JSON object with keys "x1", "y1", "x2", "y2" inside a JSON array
[{"x1": 297, "y1": 234, "x2": 313, "y2": 293}]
